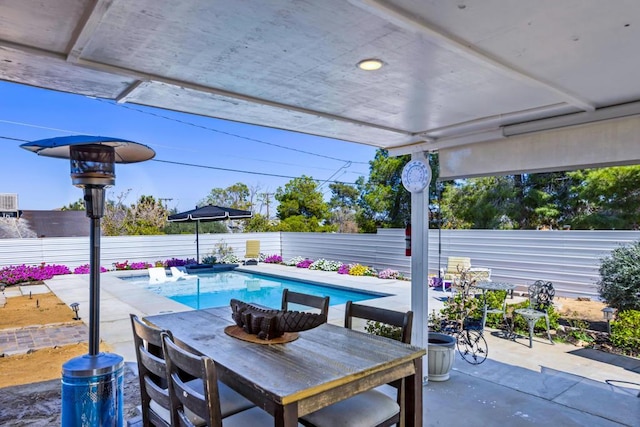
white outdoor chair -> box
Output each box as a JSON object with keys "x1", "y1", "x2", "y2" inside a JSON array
[
  {"x1": 169, "y1": 266, "x2": 197, "y2": 280},
  {"x1": 148, "y1": 267, "x2": 178, "y2": 284}
]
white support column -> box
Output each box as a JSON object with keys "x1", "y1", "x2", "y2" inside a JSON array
[{"x1": 409, "y1": 151, "x2": 430, "y2": 383}]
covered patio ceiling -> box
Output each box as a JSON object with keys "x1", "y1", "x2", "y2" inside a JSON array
[{"x1": 3, "y1": 0, "x2": 640, "y2": 178}]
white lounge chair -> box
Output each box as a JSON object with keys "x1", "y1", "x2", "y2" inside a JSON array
[
  {"x1": 148, "y1": 267, "x2": 179, "y2": 283},
  {"x1": 170, "y1": 266, "x2": 197, "y2": 280}
]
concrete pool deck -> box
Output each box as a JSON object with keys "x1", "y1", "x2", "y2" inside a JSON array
[{"x1": 42, "y1": 264, "x2": 640, "y2": 426}]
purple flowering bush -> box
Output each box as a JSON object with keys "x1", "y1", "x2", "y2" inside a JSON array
[
  {"x1": 0, "y1": 263, "x2": 71, "y2": 285},
  {"x1": 73, "y1": 264, "x2": 108, "y2": 274},
  {"x1": 296, "y1": 259, "x2": 314, "y2": 269},
  {"x1": 164, "y1": 258, "x2": 196, "y2": 267},
  {"x1": 264, "y1": 254, "x2": 283, "y2": 264}
]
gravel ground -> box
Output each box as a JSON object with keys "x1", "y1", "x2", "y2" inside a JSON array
[{"x1": 0, "y1": 364, "x2": 141, "y2": 426}]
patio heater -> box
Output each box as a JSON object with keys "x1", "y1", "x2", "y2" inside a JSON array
[{"x1": 21, "y1": 135, "x2": 154, "y2": 427}]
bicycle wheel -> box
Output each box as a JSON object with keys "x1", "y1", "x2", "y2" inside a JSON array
[{"x1": 457, "y1": 329, "x2": 488, "y2": 365}]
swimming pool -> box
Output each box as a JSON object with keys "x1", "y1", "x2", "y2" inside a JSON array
[{"x1": 122, "y1": 270, "x2": 388, "y2": 310}]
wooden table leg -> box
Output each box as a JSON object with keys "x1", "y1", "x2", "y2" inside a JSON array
[
  {"x1": 404, "y1": 358, "x2": 423, "y2": 427},
  {"x1": 276, "y1": 403, "x2": 299, "y2": 427}
]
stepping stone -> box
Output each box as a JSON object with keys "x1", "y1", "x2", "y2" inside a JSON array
[{"x1": 19, "y1": 285, "x2": 50, "y2": 296}]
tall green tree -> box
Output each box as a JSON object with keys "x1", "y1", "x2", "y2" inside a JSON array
[
  {"x1": 275, "y1": 176, "x2": 334, "y2": 232},
  {"x1": 200, "y1": 182, "x2": 251, "y2": 210},
  {"x1": 103, "y1": 191, "x2": 169, "y2": 235},
  {"x1": 355, "y1": 150, "x2": 440, "y2": 233},
  {"x1": 328, "y1": 182, "x2": 359, "y2": 233},
  {"x1": 568, "y1": 166, "x2": 640, "y2": 229},
  {"x1": 440, "y1": 176, "x2": 519, "y2": 229},
  {"x1": 124, "y1": 195, "x2": 169, "y2": 235},
  {"x1": 60, "y1": 198, "x2": 85, "y2": 211}
]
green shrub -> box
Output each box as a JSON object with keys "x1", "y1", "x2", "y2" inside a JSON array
[
  {"x1": 365, "y1": 321, "x2": 402, "y2": 341},
  {"x1": 598, "y1": 240, "x2": 640, "y2": 311},
  {"x1": 610, "y1": 310, "x2": 640, "y2": 352},
  {"x1": 506, "y1": 300, "x2": 560, "y2": 336},
  {"x1": 201, "y1": 255, "x2": 217, "y2": 264}
]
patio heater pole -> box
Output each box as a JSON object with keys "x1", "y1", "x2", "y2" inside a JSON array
[
  {"x1": 21, "y1": 136, "x2": 155, "y2": 427},
  {"x1": 87, "y1": 187, "x2": 103, "y2": 356}
]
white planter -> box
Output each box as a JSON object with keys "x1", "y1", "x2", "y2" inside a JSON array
[{"x1": 428, "y1": 332, "x2": 456, "y2": 381}]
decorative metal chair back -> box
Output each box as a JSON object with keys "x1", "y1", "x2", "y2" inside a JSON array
[{"x1": 528, "y1": 280, "x2": 555, "y2": 312}]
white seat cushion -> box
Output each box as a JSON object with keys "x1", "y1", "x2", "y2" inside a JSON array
[
  {"x1": 223, "y1": 407, "x2": 304, "y2": 427},
  {"x1": 300, "y1": 389, "x2": 400, "y2": 427}
]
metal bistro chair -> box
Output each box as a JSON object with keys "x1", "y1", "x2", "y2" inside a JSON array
[
  {"x1": 513, "y1": 281, "x2": 555, "y2": 348},
  {"x1": 130, "y1": 314, "x2": 254, "y2": 427},
  {"x1": 300, "y1": 301, "x2": 413, "y2": 427},
  {"x1": 160, "y1": 332, "x2": 298, "y2": 427},
  {"x1": 281, "y1": 288, "x2": 330, "y2": 318}
]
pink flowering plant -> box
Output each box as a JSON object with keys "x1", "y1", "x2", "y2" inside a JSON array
[
  {"x1": 264, "y1": 254, "x2": 283, "y2": 264},
  {"x1": 0, "y1": 263, "x2": 71, "y2": 285},
  {"x1": 338, "y1": 264, "x2": 352, "y2": 275},
  {"x1": 113, "y1": 260, "x2": 155, "y2": 270},
  {"x1": 378, "y1": 268, "x2": 402, "y2": 279},
  {"x1": 296, "y1": 258, "x2": 314, "y2": 269},
  {"x1": 73, "y1": 264, "x2": 108, "y2": 274}
]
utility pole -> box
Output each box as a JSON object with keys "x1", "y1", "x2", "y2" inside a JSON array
[
  {"x1": 158, "y1": 198, "x2": 173, "y2": 209},
  {"x1": 261, "y1": 193, "x2": 273, "y2": 219}
]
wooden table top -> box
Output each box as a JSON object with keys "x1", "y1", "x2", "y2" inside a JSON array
[{"x1": 145, "y1": 307, "x2": 425, "y2": 406}]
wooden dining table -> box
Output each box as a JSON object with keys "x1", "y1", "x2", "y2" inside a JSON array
[{"x1": 145, "y1": 307, "x2": 425, "y2": 427}]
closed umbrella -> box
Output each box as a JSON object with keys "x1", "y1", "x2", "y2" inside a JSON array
[{"x1": 168, "y1": 205, "x2": 252, "y2": 263}]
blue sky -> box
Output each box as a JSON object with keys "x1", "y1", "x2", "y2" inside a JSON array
[{"x1": 0, "y1": 81, "x2": 377, "y2": 213}]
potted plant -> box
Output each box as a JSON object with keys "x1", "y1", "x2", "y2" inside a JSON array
[{"x1": 427, "y1": 310, "x2": 456, "y2": 381}]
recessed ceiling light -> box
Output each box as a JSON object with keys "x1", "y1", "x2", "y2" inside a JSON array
[{"x1": 357, "y1": 59, "x2": 384, "y2": 71}]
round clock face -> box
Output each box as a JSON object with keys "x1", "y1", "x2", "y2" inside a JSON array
[{"x1": 401, "y1": 160, "x2": 431, "y2": 193}]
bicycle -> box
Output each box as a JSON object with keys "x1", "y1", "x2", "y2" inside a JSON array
[{"x1": 438, "y1": 270, "x2": 489, "y2": 365}]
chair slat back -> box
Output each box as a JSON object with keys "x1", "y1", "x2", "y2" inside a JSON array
[
  {"x1": 245, "y1": 240, "x2": 260, "y2": 258},
  {"x1": 281, "y1": 288, "x2": 330, "y2": 319},
  {"x1": 162, "y1": 332, "x2": 223, "y2": 427},
  {"x1": 130, "y1": 313, "x2": 172, "y2": 427},
  {"x1": 344, "y1": 301, "x2": 413, "y2": 344},
  {"x1": 528, "y1": 280, "x2": 555, "y2": 311},
  {"x1": 446, "y1": 257, "x2": 471, "y2": 275}
]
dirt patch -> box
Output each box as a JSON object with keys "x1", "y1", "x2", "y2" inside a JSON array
[
  {"x1": 0, "y1": 291, "x2": 109, "y2": 388},
  {"x1": 0, "y1": 292, "x2": 81, "y2": 328},
  {"x1": 0, "y1": 342, "x2": 112, "y2": 389},
  {"x1": 555, "y1": 296, "x2": 607, "y2": 322}
]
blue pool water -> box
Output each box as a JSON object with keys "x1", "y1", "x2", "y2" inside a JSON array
[{"x1": 123, "y1": 270, "x2": 387, "y2": 310}]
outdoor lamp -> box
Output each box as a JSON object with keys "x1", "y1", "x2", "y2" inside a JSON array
[
  {"x1": 21, "y1": 135, "x2": 154, "y2": 427},
  {"x1": 602, "y1": 307, "x2": 615, "y2": 334},
  {"x1": 70, "y1": 302, "x2": 81, "y2": 320}
]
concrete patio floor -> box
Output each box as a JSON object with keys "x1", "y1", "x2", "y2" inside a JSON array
[{"x1": 41, "y1": 264, "x2": 640, "y2": 426}]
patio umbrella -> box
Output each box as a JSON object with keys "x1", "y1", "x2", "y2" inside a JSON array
[{"x1": 168, "y1": 205, "x2": 252, "y2": 263}]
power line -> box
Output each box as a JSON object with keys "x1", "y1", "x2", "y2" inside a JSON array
[
  {"x1": 96, "y1": 99, "x2": 370, "y2": 165},
  {"x1": 151, "y1": 158, "x2": 357, "y2": 185},
  {"x1": 0, "y1": 135, "x2": 361, "y2": 185}
]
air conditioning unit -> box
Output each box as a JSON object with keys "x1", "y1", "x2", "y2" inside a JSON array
[{"x1": 0, "y1": 193, "x2": 19, "y2": 216}]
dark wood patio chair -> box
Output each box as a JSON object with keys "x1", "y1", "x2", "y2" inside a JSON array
[
  {"x1": 281, "y1": 288, "x2": 330, "y2": 318},
  {"x1": 299, "y1": 301, "x2": 413, "y2": 427},
  {"x1": 130, "y1": 314, "x2": 254, "y2": 426},
  {"x1": 160, "y1": 332, "x2": 292, "y2": 427}
]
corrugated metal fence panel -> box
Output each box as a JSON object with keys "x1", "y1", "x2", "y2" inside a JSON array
[
  {"x1": 1, "y1": 230, "x2": 639, "y2": 297},
  {"x1": 281, "y1": 231, "x2": 412, "y2": 274},
  {"x1": 0, "y1": 233, "x2": 282, "y2": 269}
]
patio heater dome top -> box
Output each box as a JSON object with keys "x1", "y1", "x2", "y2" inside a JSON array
[{"x1": 20, "y1": 135, "x2": 155, "y2": 163}]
